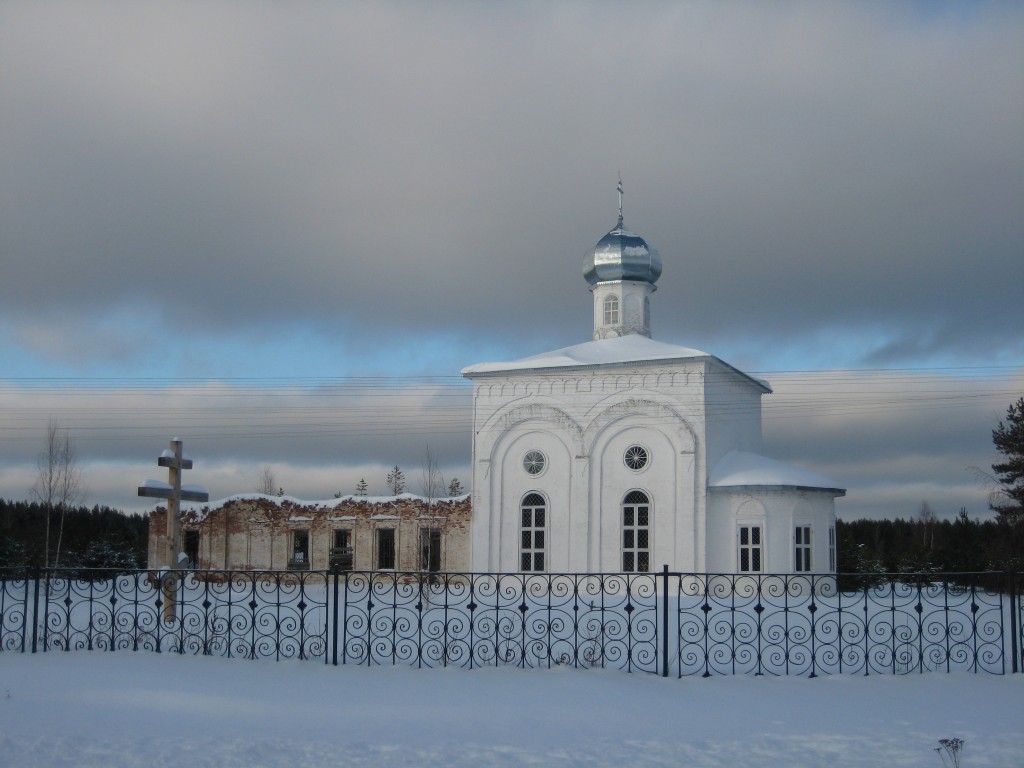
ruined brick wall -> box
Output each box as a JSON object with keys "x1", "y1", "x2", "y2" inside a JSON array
[
  {"x1": 148, "y1": 506, "x2": 168, "y2": 568},
  {"x1": 147, "y1": 496, "x2": 471, "y2": 572}
]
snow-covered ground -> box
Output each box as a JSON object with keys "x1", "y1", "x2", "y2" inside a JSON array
[{"x1": 0, "y1": 651, "x2": 1020, "y2": 767}]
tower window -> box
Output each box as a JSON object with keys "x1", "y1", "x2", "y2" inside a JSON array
[
  {"x1": 622, "y1": 490, "x2": 650, "y2": 572},
  {"x1": 520, "y1": 493, "x2": 546, "y2": 572},
  {"x1": 603, "y1": 294, "x2": 620, "y2": 325}
]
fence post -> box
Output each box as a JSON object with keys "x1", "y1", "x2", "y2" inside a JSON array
[
  {"x1": 661, "y1": 564, "x2": 670, "y2": 678},
  {"x1": 1009, "y1": 570, "x2": 1019, "y2": 675},
  {"x1": 30, "y1": 568, "x2": 41, "y2": 654},
  {"x1": 331, "y1": 569, "x2": 340, "y2": 666}
]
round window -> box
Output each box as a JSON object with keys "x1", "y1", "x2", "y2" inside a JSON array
[
  {"x1": 624, "y1": 445, "x2": 649, "y2": 471},
  {"x1": 523, "y1": 450, "x2": 546, "y2": 475}
]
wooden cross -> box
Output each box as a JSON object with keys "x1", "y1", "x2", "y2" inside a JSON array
[
  {"x1": 139, "y1": 438, "x2": 209, "y2": 569},
  {"x1": 139, "y1": 438, "x2": 208, "y2": 622}
]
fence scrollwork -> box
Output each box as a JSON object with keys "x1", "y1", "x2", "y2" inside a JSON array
[{"x1": 0, "y1": 567, "x2": 1016, "y2": 677}]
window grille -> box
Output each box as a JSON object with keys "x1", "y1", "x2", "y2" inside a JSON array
[
  {"x1": 738, "y1": 525, "x2": 762, "y2": 573},
  {"x1": 523, "y1": 450, "x2": 546, "y2": 476},
  {"x1": 624, "y1": 445, "x2": 649, "y2": 471},
  {"x1": 795, "y1": 526, "x2": 812, "y2": 572},
  {"x1": 622, "y1": 490, "x2": 651, "y2": 572},
  {"x1": 331, "y1": 529, "x2": 353, "y2": 571},
  {"x1": 520, "y1": 493, "x2": 546, "y2": 572}
]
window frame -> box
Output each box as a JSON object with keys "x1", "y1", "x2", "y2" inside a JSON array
[
  {"x1": 603, "y1": 294, "x2": 620, "y2": 326},
  {"x1": 376, "y1": 527, "x2": 397, "y2": 571},
  {"x1": 291, "y1": 529, "x2": 310, "y2": 565},
  {"x1": 622, "y1": 490, "x2": 651, "y2": 573},
  {"x1": 520, "y1": 492, "x2": 547, "y2": 572},
  {"x1": 332, "y1": 528, "x2": 354, "y2": 572},
  {"x1": 522, "y1": 450, "x2": 547, "y2": 477},
  {"x1": 623, "y1": 444, "x2": 650, "y2": 472},
  {"x1": 420, "y1": 526, "x2": 442, "y2": 573},
  {"x1": 794, "y1": 525, "x2": 812, "y2": 573},
  {"x1": 182, "y1": 529, "x2": 200, "y2": 569},
  {"x1": 737, "y1": 524, "x2": 763, "y2": 573}
]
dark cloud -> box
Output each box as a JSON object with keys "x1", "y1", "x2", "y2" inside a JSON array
[
  {"x1": 0, "y1": 2, "x2": 1021, "y2": 516},
  {"x1": 1, "y1": 2, "x2": 1020, "y2": 371}
]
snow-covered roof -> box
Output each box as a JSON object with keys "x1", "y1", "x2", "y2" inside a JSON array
[
  {"x1": 461, "y1": 335, "x2": 771, "y2": 391},
  {"x1": 170, "y1": 492, "x2": 472, "y2": 518},
  {"x1": 709, "y1": 450, "x2": 845, "y2": 495}
]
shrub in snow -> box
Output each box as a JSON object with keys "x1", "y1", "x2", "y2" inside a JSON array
[{"x1": 935, "y1": 737, "x2": 964, "y2": 768}]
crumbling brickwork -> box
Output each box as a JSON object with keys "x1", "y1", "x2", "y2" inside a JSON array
[{"x1": 148, "y1": 496, "x2": 471, "y2": 572}]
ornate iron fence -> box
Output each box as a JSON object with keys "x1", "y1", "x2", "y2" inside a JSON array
[{"x1": 1, "y1": 567, "x2": 1020, "y2": 677}]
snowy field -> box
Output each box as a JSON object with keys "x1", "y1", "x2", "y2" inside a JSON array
[{"x1": 0, "y1": 651, "x2": 1021, "y2": 768}]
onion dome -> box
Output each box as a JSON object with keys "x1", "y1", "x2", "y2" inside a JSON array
[{"x1": 582, "y1": 216, "x2": 662, "y2": 286}]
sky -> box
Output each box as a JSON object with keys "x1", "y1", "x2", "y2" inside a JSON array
[{"x1": 1, "y1": 1, "x2": 1022, "y2": 519}]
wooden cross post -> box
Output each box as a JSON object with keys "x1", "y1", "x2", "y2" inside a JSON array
[{"x1": 138, "y1": 438, "x2": 209, "y2": 622}]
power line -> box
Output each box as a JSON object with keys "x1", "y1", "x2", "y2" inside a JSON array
[{"x1": 0, "y1": 366, "x2": 1017, "y2": 445}]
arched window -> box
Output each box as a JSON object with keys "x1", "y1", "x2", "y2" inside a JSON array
[
  {"x1": 622, "y1": 490, "x2": 650, "y2": 572},
  {"x1": 603, "y1": 294, "x2": 620, "y2": 326},
  {"x1": 520, "y1": 493, "x2": 546, "y2": 572}
]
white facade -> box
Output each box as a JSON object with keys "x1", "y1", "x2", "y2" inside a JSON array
[{"x1": 462, "y1": 209, "x2": 844, "y2": 575}]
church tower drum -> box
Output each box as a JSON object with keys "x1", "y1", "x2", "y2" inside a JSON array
[{"x1": 582, "y1": 180, "x2": 662, "y2": 339}]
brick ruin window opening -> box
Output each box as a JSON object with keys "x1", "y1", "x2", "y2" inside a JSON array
[{"x1": 377, "y1": 528, "x2": 396, "y2": 570}]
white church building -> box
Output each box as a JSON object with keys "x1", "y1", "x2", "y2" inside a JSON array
[{"x1": 462, "y1": 194, "x2": 844, "y2": 575}]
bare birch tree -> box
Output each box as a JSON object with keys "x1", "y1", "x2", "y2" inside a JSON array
[
  {"x1": 418, "y1": 446, "x2": 449, "y2": 573},
  {"x1": 32, "y1": 421, "x2": 83, "y2": 568},
  {"x1": 256, "y1": 466, "x2": 276, "y2": 495},
  {"x1": 419, "y1": 446, "x2": 445, "y2": 507}
]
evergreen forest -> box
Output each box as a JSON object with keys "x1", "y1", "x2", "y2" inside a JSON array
[
  {"x1": 837, "y1": 512, "x2": 1022, "y2": 579},
  {"x1": 0, "y1": 499, "x2": 149, "y2": 570},
  {"x1": 1, "y1": 498, "x2": 1021, "y2": 580}
]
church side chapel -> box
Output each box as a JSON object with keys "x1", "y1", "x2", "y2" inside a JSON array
[
  {"x1": 147, "y1": 184, "x2": 843, "y2": 575},
  {"x1": 148, "y1": 496, "x2": 471, "y2": 573},
  {"x1": 461, "y1": 182, "x2": 844, "y2": 575}
]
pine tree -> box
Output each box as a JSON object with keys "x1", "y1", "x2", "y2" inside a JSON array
[
  {"x1": 447, "y1": 478, "x2": 464, "y2": 496},
  {"x1": 991, "y1": 397, "x2": 1024, "y2": 525},
  {"x1": 386, "y1": 466, "x2": 406, "y2": 495},
  {"x1": 355, "y1": 478, "x2": 368, "y2": 496}
]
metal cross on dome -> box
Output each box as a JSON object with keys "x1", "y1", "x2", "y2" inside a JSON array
[{"x1": 617, "y1": 173, "x2": 624, "y2": 227}]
